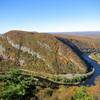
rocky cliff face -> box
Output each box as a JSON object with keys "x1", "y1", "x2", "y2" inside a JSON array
[{"x1": 0, "y1": 30, "x2": 88, "y2": 74}]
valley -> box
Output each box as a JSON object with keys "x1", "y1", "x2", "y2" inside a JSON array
[{"x1": 0, "y1": 30, "x2": 100, "y2": 100}]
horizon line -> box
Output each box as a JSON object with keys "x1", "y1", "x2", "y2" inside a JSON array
[{"x1": 1, "y1": 30, "x2": 100, "y2": 34}]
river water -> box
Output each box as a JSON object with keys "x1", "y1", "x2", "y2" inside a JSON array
[
  {"x1": 56, "y1": 37, "x2": 100, "y2": 86},
  {"x1": 82, "y1": 54, "x2": 100, "y2": 86}
]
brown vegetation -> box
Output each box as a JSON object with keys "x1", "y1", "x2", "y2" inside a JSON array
[{"x1": 0, "y1": 30, "x2": 89, "y2": 75}]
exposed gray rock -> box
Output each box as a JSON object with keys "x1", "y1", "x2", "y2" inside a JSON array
[{"x1": 6, "y1": 36, "x2": 51, "y2": 68}]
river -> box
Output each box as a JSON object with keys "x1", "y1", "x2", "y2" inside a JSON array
[
  {"x1": 82, "y1": 54, "x2": 100, "y2": 86},
  {"x1": 55, "y1": 37, "x2": 100, "y2": 86}
]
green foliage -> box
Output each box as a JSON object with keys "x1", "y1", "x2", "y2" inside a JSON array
[
  {"x1": 53, "y1": 75, "x2": 87, "y2": 84},
  {"x1": 0, "y1": 69, "x2": 36, "y2": 100},
  {"x1": 46, "y1": 88, "x2": 53, "y2": 96},
  {"x1": 72, "y1": 86, "x2": 94, "y2": 100}
]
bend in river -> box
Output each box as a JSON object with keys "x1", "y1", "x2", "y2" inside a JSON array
[{"x1": 82, "y1": 54, "x2": 100, "y2": 86}]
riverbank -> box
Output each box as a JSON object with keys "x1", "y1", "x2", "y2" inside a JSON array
[{"x1": 18, "y1": 66, "x2": 94, "y2": 85}]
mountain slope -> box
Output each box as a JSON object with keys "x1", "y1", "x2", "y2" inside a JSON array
[
  {"x1": 54, "y1": 33, "x2": 100, "y2": 53},
  {"x1": 0, "y1": 30, "x2": 89, "y2": 74}
]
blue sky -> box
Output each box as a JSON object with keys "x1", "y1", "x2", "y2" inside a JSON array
[{"x1": 0, "y1": 0, "x2": 100, "y2": 33}]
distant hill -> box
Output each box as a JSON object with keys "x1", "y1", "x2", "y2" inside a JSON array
[
  {"x1": 0, "y1": 30, "x2": 89, "y2": 75},
  {"x1": 54, "y1": 32, "x2": 100, "y2": 53},
  {"x1": 51, "y1": 31, "x2": 100, "y2": 36}
]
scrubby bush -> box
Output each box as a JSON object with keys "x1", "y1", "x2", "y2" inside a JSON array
[
  {"x1": 46, "y1": 88, "x2": 53, "y2": 96},
  {"x1": 72, "y1": 86, "x2": 94, "y2": 100}
]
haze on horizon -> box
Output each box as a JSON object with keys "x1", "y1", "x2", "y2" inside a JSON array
[{"x1": 0, "y1": 0, "x2": 100, "y2": 33}]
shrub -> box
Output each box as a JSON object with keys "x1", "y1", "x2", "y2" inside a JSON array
[
  {"x1": 0, "y1": 69, "x2": 37, "y2": 100},
  {"x1": 72, "y1": 86, "x2": 94, "y2": 100},
  {"x1": 46, "y1": 88, "x2": 53, "y2": 96}
]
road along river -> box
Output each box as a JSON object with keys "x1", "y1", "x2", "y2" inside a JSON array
[{"x1": 82, "y1": 54, "x2": 100, "y2": 86}]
